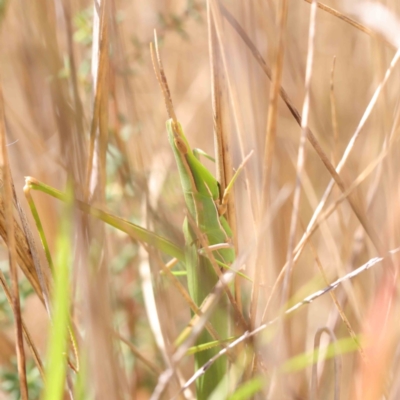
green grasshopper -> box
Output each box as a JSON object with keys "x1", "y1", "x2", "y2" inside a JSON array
[
  {"x1": 150, "y1": 39, "x2": 241, "y2": 398},
  {"x1": 167, "y1": 119, "x2": 235, "y2": 399},
  {"x1": 165, "y1": 119, "x2": 235, "y2": 397}
]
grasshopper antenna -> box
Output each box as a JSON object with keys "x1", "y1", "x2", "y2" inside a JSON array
[{"x1": 150, "y1": 30, "x2": 177, "y2": 124}]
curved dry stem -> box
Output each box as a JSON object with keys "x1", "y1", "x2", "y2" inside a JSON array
[
  {"x1": 310, "y1": 327, "x2": 341, "y2": 400},
  {"x1": 150, "y1": 31, "x2": 177, "y2": 124}
]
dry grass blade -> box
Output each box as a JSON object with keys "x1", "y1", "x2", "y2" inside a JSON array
[
  {"x1": 115, "y1": 331, "x2": 162, "y2": 375},
  {"x1": 31, "y1": 1, "x2": 86, "y2": 187},
  {"x1": 208, "y1": 0, "x2": 257, "y2": 216},
  {"x1": 275, "y1": 2, "x2": 318, "y2": 391},
  {"x1": 281, "y1": 0, "x2": 317, "y2": 309},
  {"x1": 76, "y1": 3, "x2": 125, "y2": 399},
  {"x1": 60, "y1": 1, "x2": 85, "y2": 144},
  {"x1": 308, "y1": 241, "x2": 366, "y2": 361},
  {"x1": 207, "y1": 2, "x2": 259, "y2": 338},
  {"x1": 206, "y1": 3, "x2": 242, "y2": 311},
  {"x1": 0, "y1": 196, "x2": 44, "y2": 303},
  {"x1": 85, "y1": 0, "x2": 109, "y2": 203},
  {"x1": 0, "y1": 80, "x2": 28, "y2": 398},
  {"x1": 310, "y1": 327, "x2": 341, "y2": 400},
  {"x1": 261, "y1": 0, "x2": 289, "y2": 209},
  {"x1": 150, "y1": 31, "x2": 177, "y2": 123},
  {"x1": 295, "y1": 137, "x2": 398, "y2": 259},
  {"x1": 0, "y1": 270, "x2": 45, "y2": 380},
  {"x1": 329, "y1": 57, "x2": 340, "y2": 167},
  {"x1": 301, "y1": 0, "x2": 384, "y2": 42}
]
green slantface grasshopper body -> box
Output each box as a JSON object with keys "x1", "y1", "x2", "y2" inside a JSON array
[
  {"x1": 166, "y1": 118, "x2": 235, "y2": 398},
  {"x1": 167, "y1": 119, "x2": 234, "y2": 265}
]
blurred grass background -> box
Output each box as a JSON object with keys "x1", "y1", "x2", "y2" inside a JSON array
[{"x1": 0, "y1": 0, "x2": 399, "y2": 399}]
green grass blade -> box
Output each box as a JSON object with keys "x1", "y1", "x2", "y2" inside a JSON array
[
  {"x1": 25, "y1": 177, "x2": 184, "y2": 262},
  {"x1": 42, "y1": 185, "x2": 73, "y2": 400},
  {"x1": 24, "y1": 185, "x2": 54, "y2": 274},
  {"x1": 186, "y1": 337, "x2": 235, "y2": 355}
]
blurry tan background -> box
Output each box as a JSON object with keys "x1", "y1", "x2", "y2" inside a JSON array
[{"x1": 0, "y1": 0, "x2": 400, "y2": 399}]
